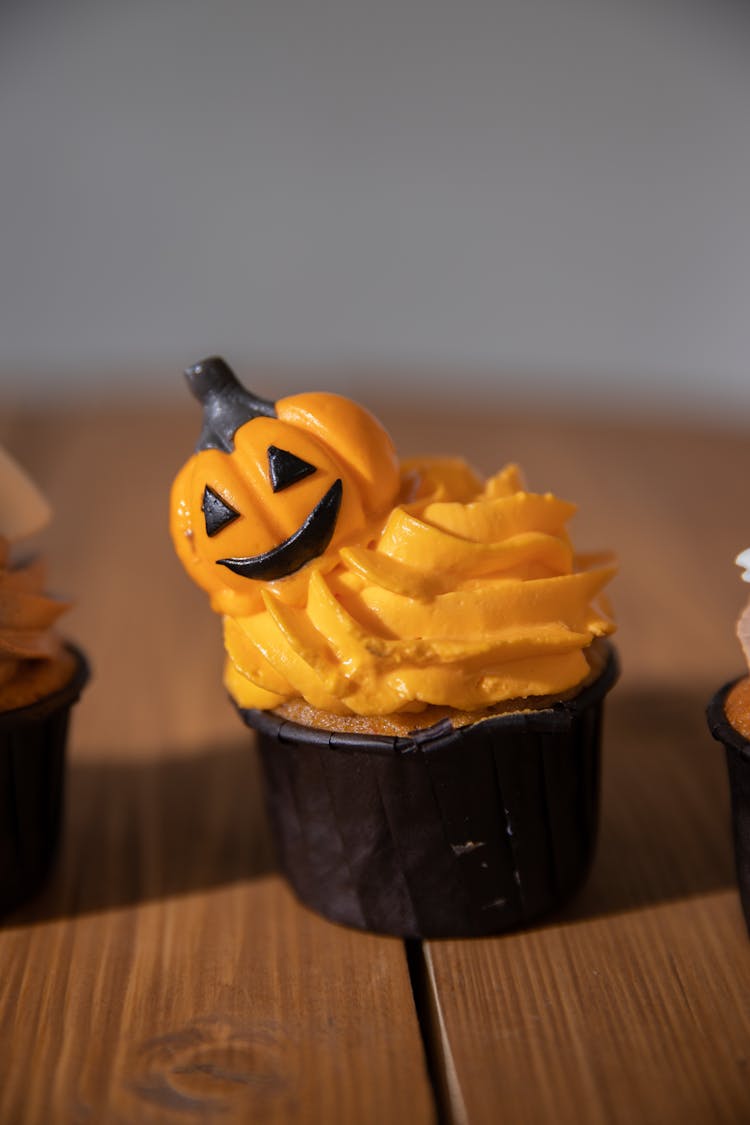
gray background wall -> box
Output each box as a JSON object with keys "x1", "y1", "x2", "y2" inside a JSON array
[{"x1": 1, "y1": 0, "x2": 749, "y2": 415}]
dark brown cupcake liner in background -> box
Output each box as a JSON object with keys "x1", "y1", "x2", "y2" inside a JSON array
[
  {"x1": 0, "y1": 645, "x2": 89, "y2": 916},
  {"x1": 707, "y1": 679, "x2": 750, "y2": 936},
  {"x1": 236, "y1": 644, "x2": 619, "y2": 939}
]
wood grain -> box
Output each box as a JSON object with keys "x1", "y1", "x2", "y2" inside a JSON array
[
  {"x1": 0, "y1": 402, "x2": 435, "y2": 1125},
  {"x1": 2, "y1": 392, "x2": 750, "y2": 1124},
  {"x1": 2, "y1": 880, "x2": 431, "y2": 1124},
  {"x1": 417, "y1": 405, "x2": 750, "y2": 1125},
  {"x1": 423, "y1": 892, "x2": 750, "y2": 1125}
]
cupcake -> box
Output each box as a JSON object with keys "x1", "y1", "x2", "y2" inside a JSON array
[
  {"x1": 0, "y1": 444, "x2": 89, "y2": 914},
  {"x1": 707, "y1": 549, "x2": 750, "y2": 934},
  {"x1": 170, "y1": 357, "x2": 618, "y2": 937}
]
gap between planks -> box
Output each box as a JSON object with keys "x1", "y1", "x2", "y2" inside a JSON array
[{"x1": 406, "y1": 939, "x2": 460, "y2": 1125}]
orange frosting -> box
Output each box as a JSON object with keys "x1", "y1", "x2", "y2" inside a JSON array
[
  {"x1": 726, "y1": 550, "x2": 750, "y2": 739},
  {"x1": 220, "y1": 460, "x2": 615, "y2": 715},
  {"x1": 0, "y1": 447, "x2": 75, "y2": 711},
  {"x1": 170, "y1": 378, "x2": 616, "y2": 718},
  {"x1": 0, "y1": 536, "x2": 73, "y2": 710}
]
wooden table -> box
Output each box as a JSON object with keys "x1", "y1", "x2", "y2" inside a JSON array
[{"x1": 2, "y1": 390, "x2": 750, "y2": 1124}]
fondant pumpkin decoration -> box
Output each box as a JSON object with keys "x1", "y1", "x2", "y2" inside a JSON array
[{"x1": 170, "y1": 357, "x2": 400, "y2": 614}]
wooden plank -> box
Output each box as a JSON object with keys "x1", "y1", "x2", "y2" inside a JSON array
[
  {"x1": 421, "y1": 687, "x2": 749, "y2": 1124},
  {"x1": 2, "y1": 880, "x2": 431, "y2": 1124},
  {"x1": 0, "y1": 404, "x2": 435, "y2": 1125},
  {"x1": 423, "y1": 891, "x2": 750, "y2": 1125},
  {"x1": 421, "y1": 411, "x2": 750, "y2": 1124}
]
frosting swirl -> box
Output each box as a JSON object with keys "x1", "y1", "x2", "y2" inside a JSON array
[
  {"x1": 0, "y1": 445, "x2": 75, "y2": 710},
  {"x1": 0, "y1": 534, "x2": 74, "y2": 703},
  {"x1": 0, "y1": 537, "x2": 73, "y2": 708},
  {"x1": 223, "y1": 460, "x2": 615, "y2": 715}
]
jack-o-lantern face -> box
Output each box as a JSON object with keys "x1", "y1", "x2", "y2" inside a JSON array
[{"x1": 171, "y1": 358, "x2": 400, "y2": 614}]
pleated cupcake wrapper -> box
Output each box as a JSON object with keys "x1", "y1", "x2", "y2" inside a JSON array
[
  {"x1": 0, "y1": 645, "x2": 89, "y2": 915},
  {"x1": 707, "y1": 680, "x2": 750, "y2": 937},
  {"x1": 237, "y1": 645, "x2": 618, "y2": 938}
]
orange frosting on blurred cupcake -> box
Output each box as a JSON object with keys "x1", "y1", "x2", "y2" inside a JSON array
[
  {"x1": 0, "y1": 538, "x2": 75, "y2": 710},
  {"x1": 0, "y1": 447, "x2": 76, "y2": 712},
  {"x1": 726, "y1": 547, "x2": 750, "y2": 739}
]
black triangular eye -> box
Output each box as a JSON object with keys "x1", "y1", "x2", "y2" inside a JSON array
[
  {"x1": 202, "y1": 485, "x2": 240, "y2": 537},
  {"x1": 267, "y1": 445, "x2": 317, "y2": 493}
]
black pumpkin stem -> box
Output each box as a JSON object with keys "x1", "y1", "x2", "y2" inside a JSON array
[{"x1": 184, "y1": 356, "x2": 277, "y2": 453}]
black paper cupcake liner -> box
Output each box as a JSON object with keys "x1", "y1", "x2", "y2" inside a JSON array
[
  {"x1": 0, "y1": 645, "x2": 89, "y2": 915},
  {"x1": 707, "y1": 679, "x2": 750, "y2": 936},
  {"x1": 236, "y1": 644, "x2": 619, "y2": 938}
]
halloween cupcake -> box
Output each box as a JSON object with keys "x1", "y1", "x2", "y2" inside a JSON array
[
  {"x1": 0, "y1": 445, "x2": 89, "y2": 914},
  {"x1": 170, "y1": 357, "x2": 618, "y2": 937},
  {"x1": 707, "y1": 549, "x2": 750, "y2": 934}
]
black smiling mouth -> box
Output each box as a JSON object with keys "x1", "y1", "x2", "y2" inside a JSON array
[{"x1": 217, "y1": 479, "x2": 343, "y2": 582}]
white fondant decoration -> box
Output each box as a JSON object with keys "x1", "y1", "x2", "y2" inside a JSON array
[
  {"x1": 736, "y1": 548, "x2": 750, "y2": 583},
  {"x1": 0, "y1": 444, "x2": 51, "y2": 541},
  {"x1": 738, "y1": 602, "x2": 750, "y2": 672}
]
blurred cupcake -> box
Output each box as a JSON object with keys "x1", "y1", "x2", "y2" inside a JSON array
[
  {"x1": 707, "y1": 548, "x2": 750, "y2": 934},
  {"x1": 170, "y1": 357, "x2": 617, "y2": 937},
  {"x1": 0, "y1": 445, "x2": 89, "y2": 914}
]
